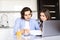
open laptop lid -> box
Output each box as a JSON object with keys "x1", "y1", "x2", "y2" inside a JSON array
[{"x1": 42, "y1": 20, "x2": 60, "y2": 37}]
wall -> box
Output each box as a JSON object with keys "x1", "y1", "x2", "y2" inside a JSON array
[
  {"x1": 0, "y1": 0, "x2": 38, "y2": 27},
  {"x1": 0, "y1": 0, "x2": 37, "y2": 11}
]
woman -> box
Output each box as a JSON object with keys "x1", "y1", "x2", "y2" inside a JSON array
[
  {"x1": 39, "y1": 8, "x2": 51, "y2": 31},
  {"x1": 14, "y1": 7, "x2": 40, "y2": 37}
]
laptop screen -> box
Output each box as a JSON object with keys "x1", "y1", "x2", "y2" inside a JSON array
[{"x1": 42, "y1": 20, "x2": 60, "y2": 37}]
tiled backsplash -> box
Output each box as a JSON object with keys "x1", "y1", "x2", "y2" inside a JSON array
[{"x1": 0, "y1": 11, "x2": 37, "y2": 27}]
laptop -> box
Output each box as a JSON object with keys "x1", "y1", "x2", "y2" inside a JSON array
[{"x1": 42, "y1": 20, "x2": 60, "y2": 37}]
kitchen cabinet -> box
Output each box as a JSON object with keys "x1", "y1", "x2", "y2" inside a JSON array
[{"x1": 37, "y1": 0, "x2": 59, "y2": 20}]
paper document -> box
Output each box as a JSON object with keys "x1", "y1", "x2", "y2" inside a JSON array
[{"x1": 30, "y1": 30, "x2": 42, "y2": 35}]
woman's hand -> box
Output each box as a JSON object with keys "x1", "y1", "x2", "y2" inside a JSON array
[
  {"x1": 24, "y1": 29, "x2": 30, "y2": 35},
  {"x1": 20, "y1": 30, "x2": 25, "y2": 34},
  {"x1": 16, "y1": 29, "x2": 30, "y2": 37}
]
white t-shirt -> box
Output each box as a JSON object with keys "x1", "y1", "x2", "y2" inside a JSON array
[{"x1": 24, "y1": 21, "x2": 30, "y2": 29}]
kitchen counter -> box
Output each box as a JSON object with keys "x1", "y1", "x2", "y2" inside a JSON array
[
  {"x1": 0, "y1": 28, "x2": 14, "y2": 40},
  {"x1": 0, "y1": 28, "x2": 60, "y2": 40}
]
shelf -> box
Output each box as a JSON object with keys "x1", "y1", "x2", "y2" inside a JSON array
[
  {"x1": 37, "y1": 0, "x2": 59, "y2": 20},
  {"x1": 51, "y1": 17, "x2": 56, "y2": 19},
  {"x1": 43, "y1": 5, "x2": 55, "y2": 7},
  {"x1": 50, "y1": 11, "x2": 55, "y2": 13}
]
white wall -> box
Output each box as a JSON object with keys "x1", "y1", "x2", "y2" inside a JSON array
[
  {"x1": 0, "y1": 0, "x2": 38, "y2": 27},
  {"x1": 0, "y1": 0, "x2": 37, "y2": 11}
]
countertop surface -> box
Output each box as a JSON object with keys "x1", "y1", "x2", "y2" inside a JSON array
[
  {"x1": 15, "y1": 35, "x2": 60, "y2": 40},
  {"x1": 0, "y1": 28, "x2": 60, "y2": 40}
]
